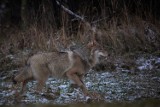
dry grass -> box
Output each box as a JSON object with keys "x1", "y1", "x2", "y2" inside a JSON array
[
  {"x1": 1, "y1": 17, "x2": 160, "y2": 56},
  {"x1": 0, "y1": 1, "x2": 160, "y2": 56}
]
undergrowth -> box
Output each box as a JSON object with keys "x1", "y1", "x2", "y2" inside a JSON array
[{"x1": 0, "y1": 1, "x2": 160, "y2": 56}]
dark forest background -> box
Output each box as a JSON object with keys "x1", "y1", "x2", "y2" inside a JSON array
[
  {"x1": 1, "y1": 0, "x2": 160, "y2": 27},
  {"x1": 0, "y1": 0, "x2": 160, "y2": 55}
]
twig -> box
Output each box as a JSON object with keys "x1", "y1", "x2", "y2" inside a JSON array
[
  {"x1": 56, "y1": 0, "x2": 85, "y2": 21},
  {"x1": 91, "y1": 16, "x2": 111, "y2": 24}
]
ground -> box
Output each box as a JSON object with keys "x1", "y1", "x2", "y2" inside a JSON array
[{"x1": 0, "y1": 52, "x2": 160, "y2": 106}]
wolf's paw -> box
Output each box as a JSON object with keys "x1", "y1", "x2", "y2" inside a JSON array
[{"x1": 86, "y1": 91, "x2": 104, "y2": 103}]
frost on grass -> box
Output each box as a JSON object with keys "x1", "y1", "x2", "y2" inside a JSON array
[
  {"x1": 136, "y1": 56, "x2": 160, "y2": 71},
  {"x1": 0, "y1": 55, "x2": 160, "y2": 105}
]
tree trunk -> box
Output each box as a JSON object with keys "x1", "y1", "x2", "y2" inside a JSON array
[{"x1": 21, "y1": 0, "x2": 27, "y2": 29}]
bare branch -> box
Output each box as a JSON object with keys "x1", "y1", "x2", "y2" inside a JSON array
[{"x1": 56, "y1": 0, "x2": 84, "y2": 21}]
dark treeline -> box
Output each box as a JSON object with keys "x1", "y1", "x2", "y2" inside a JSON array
[{"x1": 0, "y1": 0, "x2": 160, "y2": 27}]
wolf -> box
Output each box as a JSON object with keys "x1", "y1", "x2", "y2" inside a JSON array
[{"x1": 12, "y1": 39, "x2": 107, "y2": 97}]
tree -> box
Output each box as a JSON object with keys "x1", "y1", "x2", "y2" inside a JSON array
[{"x1": 21, "y1": 0, "x2": 27, "y2": 29}]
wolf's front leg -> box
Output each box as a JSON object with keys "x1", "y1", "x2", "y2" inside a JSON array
[{"x1": 66, "y1": 68, "x2": 89, "y2": 96}]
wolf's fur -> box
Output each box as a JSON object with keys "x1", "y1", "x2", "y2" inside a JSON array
[{"x1": 13, "y1": 41, "x2": 107, "y2": 96}]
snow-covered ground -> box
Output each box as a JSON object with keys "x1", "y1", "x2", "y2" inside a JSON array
[{"x1": 0, "y1": 54, "x2": 160, "y2": 105}]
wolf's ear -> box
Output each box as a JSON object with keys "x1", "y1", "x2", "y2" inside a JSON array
[{"x1": 87, "y1": 39, "x2": 100, "y2": 50}]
